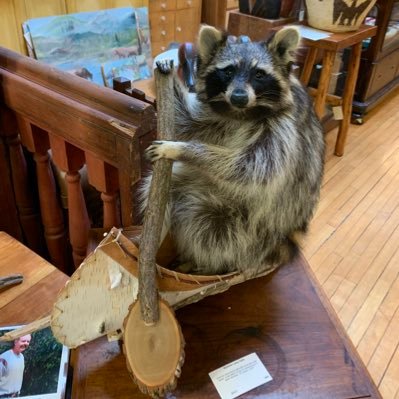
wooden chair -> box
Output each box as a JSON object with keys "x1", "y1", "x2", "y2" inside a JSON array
[
  {"x1": 299, "y1": 25, "x2": 377, "y2": 156},
  {"x1": 0, "y1": 46, "x2": 157, "y2": 274}
]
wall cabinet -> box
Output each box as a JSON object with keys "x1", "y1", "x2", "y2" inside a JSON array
[{"x1": 148, "y1": 0, "x2": 202, "y2": 56}]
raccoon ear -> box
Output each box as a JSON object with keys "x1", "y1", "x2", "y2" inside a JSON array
[
  {"x1": 267, "y1": 27, "x2": 300, "y2": 63},
  {"x1": 197, "y1": 25, "x2": 227, "y2": 64}
]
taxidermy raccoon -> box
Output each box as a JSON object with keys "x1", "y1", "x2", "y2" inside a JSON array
[{"x1": 142, "y1": 25, "x2": 325, "y2": 275}]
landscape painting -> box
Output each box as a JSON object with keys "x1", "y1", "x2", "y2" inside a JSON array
[
  {"x1": 23, "y1": 7, "x2": 152, "y2": 87},
  {"x1": 101, "y1": 54, "x2": 152, "y2": 87}
]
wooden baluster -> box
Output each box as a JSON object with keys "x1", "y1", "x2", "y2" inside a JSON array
[
  {"x1": 65, "y1": 171, "x2": 90, "y2": 266},
  {"x1": 0, "y1": 109, "x2": 45, "y2": 255},
  {"x1": 50, "y1": 136, "x2": 90, "y2": 268},
  {"x1": 0, "y1": 108, "x2": 23, "y2": 242},
  {"x1": 85, "y1": 152, "x2": 120, "y2": 229},
  {"x1": 17, "y1": 118, "x2": 70, "y2": 273}
]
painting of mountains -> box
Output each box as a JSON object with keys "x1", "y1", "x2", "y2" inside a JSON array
[{"x1": 23, "y1": 7, "x2": 152, "y2": 86}]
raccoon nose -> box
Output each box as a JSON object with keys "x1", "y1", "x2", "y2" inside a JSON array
[{"x1": 230, "y1": 89, "x2": 248, "y2": 108}]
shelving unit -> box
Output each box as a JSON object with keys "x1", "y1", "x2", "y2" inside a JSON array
[
  {"x1": 148, "y1": 0, "x2": 202, "y2": 56},
  {"x1": 353, "y1": 0, "x2": 399, "y2": 123}
]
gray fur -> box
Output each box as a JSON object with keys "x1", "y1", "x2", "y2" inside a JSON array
[{"x1": 141, "y1": 26, "x2": 325, "y2": 275}]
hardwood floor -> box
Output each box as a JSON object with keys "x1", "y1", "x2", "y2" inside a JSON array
[{"x1": 301, "y1": 88, "x2": 399, "y2": 398}]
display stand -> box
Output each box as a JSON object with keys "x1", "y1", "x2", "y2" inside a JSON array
[{"x1": 71, "y1": 254, "x2": 381, "y2": 399}]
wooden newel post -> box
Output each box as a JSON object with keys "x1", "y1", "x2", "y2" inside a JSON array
[
  {"x1": 138, "y1": 65, "x2": 175, "y2": 324},
  {"x1": 123, "y1": 61, "x2": 185, "y2": 397}
]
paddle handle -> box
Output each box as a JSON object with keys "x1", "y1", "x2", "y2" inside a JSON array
[{"x1": 138, "y1": 62, "x2": 175, "y2": 324}]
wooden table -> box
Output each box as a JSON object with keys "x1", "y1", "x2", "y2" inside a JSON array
[
  {"x1": 0, "y1": 232, "x2": 381, "y2": 398},
  {"x1": 72, "y1": 255, "x2": 382, "y2": 398},
  {"x1": 0, "y1": 231, "x2": 68, "y2": 322}
]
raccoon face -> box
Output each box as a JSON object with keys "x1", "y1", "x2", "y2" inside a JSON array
[{"x1": 195, "y1": 25, "x2": 300, "y2": 118}]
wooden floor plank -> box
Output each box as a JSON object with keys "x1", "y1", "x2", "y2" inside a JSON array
[
  {"x1": 322, "y1": 111, "x2": 398, "y2": 183},
  {"x1": 303, "y1": 88, "x2": 399, "y2": 398},
  {"x1": 357, "y1": 310, "x2": 391, "y2": 365},
  {"x1": 305, "y1": 147, "x2": 399, "y2": 266},
  {"x1": 337, "y1": 221, "x2": 399, "y2": 329},
  {"x1": 322, "y1": 115, "x2": 398, "y2": 187},
  {"x1": 347, "y1": 244, "x2": 399, "y2": 345},
  {"x1": 325, "y1": 180, "x2": 399, "y2": 307},
  {"x1": 379, "y1": 360, "x2": 399, "y2": 399},
  {"x1": 356, "y1": 273, "x2": 399, "y2": 366},
  {"x1": 366, "y1": 298, "x2": 399, "y2": 384},
  {"x1": 306, "y1": 179, "x2": 398, "y2": 284}
]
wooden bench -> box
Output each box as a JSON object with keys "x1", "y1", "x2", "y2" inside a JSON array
[{"x1": 0, "y1": 46, "x2": 157, "y2": 274}]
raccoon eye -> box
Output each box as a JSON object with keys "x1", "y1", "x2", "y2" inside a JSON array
[
  {"x1": 221, "y1": 66, "x2": 235, "y2": 78},
  {"x1": 255, "y1": 69, "x2": 266, "y2": 79}
]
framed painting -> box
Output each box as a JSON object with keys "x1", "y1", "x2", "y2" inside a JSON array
[{"x1": 23, "y1": 7, "x2": 152, "y2": 87}]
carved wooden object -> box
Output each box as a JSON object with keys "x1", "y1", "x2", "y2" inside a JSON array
[{"x1": 2, "y1": 228, "x2": 276, "y2": 347}]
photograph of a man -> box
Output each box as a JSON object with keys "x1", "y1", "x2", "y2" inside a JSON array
[{"x1": 0, "y1": 334, "x2": 31, "y2": 398}]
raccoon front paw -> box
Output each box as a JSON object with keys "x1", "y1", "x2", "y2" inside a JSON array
[
  {"x1": 145, "y1": 141, "x2": 184, "y2": 162},
  {"x1": 156, "y1": 59, "x2": 174, "y2": 74}
]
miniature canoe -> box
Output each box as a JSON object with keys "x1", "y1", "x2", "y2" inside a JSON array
[{"x1": 50, "y1": 227, "x2": 278, "y2": 348}]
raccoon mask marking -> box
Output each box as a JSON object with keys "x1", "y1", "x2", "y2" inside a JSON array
[{"x1": 196, "y1": 25, "x2": 300, "y2": 119}]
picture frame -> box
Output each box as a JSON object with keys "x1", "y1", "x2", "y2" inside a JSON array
[
  {"x1": 0, "y1": 326, "x2": 69, "y2": 399},
  {"x1": 22, "y1": 7, "x2": 152, "y2": 87}
]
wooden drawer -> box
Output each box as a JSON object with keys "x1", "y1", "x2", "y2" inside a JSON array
[
  {"x1": 151, "y1": 41, "x2": 171, "y2": 56},
  {"x1": 366, "y1": 51, "x2": 399, "y2": 98},
  {"x1": 149, "y1": 11, "x2": 175, "y2": 43},
  {"x1": 176, "y1": 0, "x2": 201, "y2": 10},
  {"x1": 175, "y1": 8, "x2": 201, "y2": 43},
  {"x1": 148, "y1": 0, "x2": 177, "y2": 13}
]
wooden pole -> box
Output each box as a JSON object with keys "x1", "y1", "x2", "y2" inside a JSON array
[
  {"x1": 138, "y1": 61, "x2": 175, "y2": 325},
  {"x1": 124, "y1": 61, "x2": 185, "y2": 397}
]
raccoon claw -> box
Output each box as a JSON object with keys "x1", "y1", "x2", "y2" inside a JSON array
[
  {"x1": 156, "y1": 59, "x2": 174, "y2": 74},
  {"x1": 145, "y1": 142, "x2": 164, "y2": 162},
  {"x1": 145, "y1": 141, "x2": 183, "y2": 162}
]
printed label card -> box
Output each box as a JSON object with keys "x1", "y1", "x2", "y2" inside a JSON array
[{"x1": 209, "y1": 353, "x2": 272, "y2": 399}]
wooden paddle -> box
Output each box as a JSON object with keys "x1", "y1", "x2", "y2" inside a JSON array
[{"x1": 122, "y1": 60, "x2": 185, "y2": 397}]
